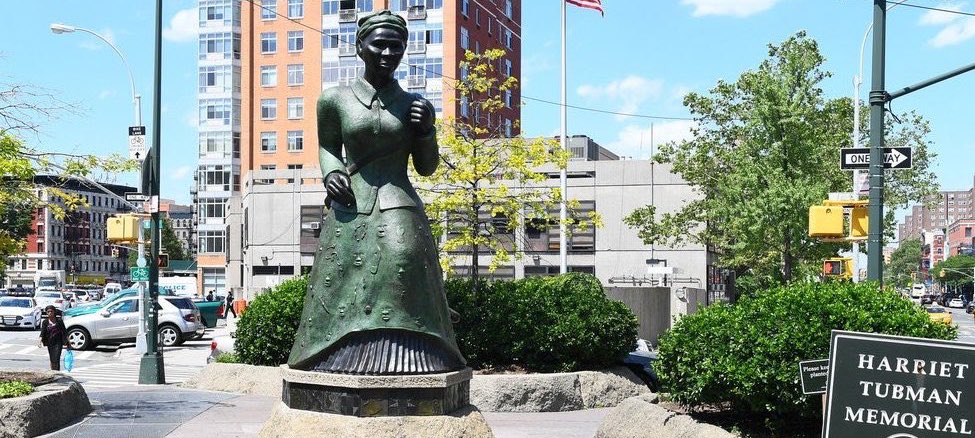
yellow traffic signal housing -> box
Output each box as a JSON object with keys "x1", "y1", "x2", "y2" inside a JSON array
[
  {"x1": 850, "y1": 206, "x2": 868, "y2": 238},
  {"x1": 107, "y1": 214, "x2": 140, "y2": 243},
  {"x1": 823, "y1": 257, "x2": 853, "y2": 280},
  {"x1": 939, "y1": 269, "x2": 946, "y2": 278},
  {"x1": 809, "y1": 206, "x2": 844, "y2": 237}
]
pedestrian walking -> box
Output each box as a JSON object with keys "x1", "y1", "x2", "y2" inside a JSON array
[
  {"x1": 39, "y1": 305, "x2": 68, "y2": 371},
  {"x1": 225, "y1": 290, "x2": 237, "y2": 318},
  {"x1": 206, "y1": 290, "x2": 214, "y2": 301}
]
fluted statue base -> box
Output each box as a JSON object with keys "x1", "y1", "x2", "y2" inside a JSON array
[{"x1": 280, "y1": 365, "x2": 472, "y2": 417}]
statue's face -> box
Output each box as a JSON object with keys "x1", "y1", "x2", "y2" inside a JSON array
[{"x1": 358, "y1": 28, "x2": 406, "y2": 76}]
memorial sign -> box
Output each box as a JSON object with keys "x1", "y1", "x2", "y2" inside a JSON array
[{"x1": 823, "y1": 330, "x2": 975, "y2": 437}]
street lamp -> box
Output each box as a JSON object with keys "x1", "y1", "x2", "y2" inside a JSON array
[{"x1": 49, "y1": 23, "x2": 142, "y2": 125}]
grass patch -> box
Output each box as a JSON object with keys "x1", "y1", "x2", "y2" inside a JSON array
[{"x1": 0, "y1": 380, "x2": 34, "y2": 399}]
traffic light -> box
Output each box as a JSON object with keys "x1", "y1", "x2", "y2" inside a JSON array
[
  {"x1": 850, "y1": 206, "x2": 868, "y2": 238},
  {"x1": 809, "y1": 206, "x2": 844, "y2": 237},
  {"x1": 157, "y1": 253, "x2": 169, "y2": 268},
  {"x1": 823, "y1": 257, "x2": 854, "y2": 280},
  {"x1": 111, "y1": 247, "x2": 120, "y2": 258},
  {"x1": 107, "y1": 215, "x2": 140, "y2": 243}
]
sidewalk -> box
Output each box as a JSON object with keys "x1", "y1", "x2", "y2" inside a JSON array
[{"x1": 42, "y1": 386, "x2": 609, "y2": 438}]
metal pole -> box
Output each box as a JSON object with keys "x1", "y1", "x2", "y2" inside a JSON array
[
  {"x1": 866, "y1": 0, "x2": 887, "y2": 283},
  {"x1": 852, "y1": 75, "x2": 861, "y2": 283},
  {"x1": 139, "y1": 0, "x2": 165, "y2": 384},
  {"x1": 559, "y1": 0, "x2": 568, "y2": 274}
]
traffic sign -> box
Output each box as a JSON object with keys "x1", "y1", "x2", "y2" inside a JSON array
[
  {"x1": 129, "y1": 126, "x2": 147, "y2": 161},
  {"x1": 840, "y1": 147, "x2": 912, "y2": 170},
  {"x1": 130, "y1": 266, "x2": 149, "y2": 282},
  {"x1": 125, "y1": 193, "x2": 149, "y2": 202}
]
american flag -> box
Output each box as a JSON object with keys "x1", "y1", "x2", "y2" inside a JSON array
[{"x1": 566, "y1": 0, "x2": 604, "y2": 15}]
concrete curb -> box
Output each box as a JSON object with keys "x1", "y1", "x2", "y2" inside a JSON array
[
  {"x1": 179, "y1": 362, "x2": 282, "y2": 398},
  {"x1": 0, "y1": 374, "x2": 92, "y2": 438}
]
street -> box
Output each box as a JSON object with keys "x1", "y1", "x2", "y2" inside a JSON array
[
  {"x1": 0, "y1": 321, "x2": 223, "y2": 389},
  {"x1": 947, "y1": 306, "x2": 975, "y2": 344}
]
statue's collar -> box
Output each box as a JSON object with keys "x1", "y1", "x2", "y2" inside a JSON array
[{"x1": 352, "y1": 77, "x2": 403, "y2": 109}]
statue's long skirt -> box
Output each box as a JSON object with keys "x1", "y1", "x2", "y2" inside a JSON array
[{"x1": 288, "y1": 205, "x2": 465, "y2": 374}]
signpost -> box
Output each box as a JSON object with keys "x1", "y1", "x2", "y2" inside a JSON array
[
  {"x1": 799, "y1": 359, "x2": 829, "y2": 395},
  {"x1": 128, "y1": 126, "x2": 146, "y2": 161},
  {"x1": 125, "y1": 193, "x2": 149, "y2": 202},
  {"x1": 823, "y1": 330, "x2": 975, "y2": 437},
  {"x1": 840, "y1": 147, "x2": 912, "y2": 170}
]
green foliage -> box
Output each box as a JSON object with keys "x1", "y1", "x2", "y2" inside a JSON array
[
  {"x1": 656, "y1": 281, "x2": 956, "y2": 424},
  {"x1": 446, "y1": 273, "x2": 638, "y2": 372},
  {"x1": 932, "y1": 255, "x2": 975, "y2": 288},
  {"x1": 234, "y1": 277, "x2": 307, "y2": 366},
  {"x1": 215, "y1": 352, "x2": 240, "y2": 363},
  {"x1": 624, "y1": 31, "x2": 937, "y2": 283},
  {"x1": 414, "y1": 49, "x2": 600, "y2": 281},
  {"x1": 162, "y1": 219, "x2": 187, "y2": 261},
  {"x1": 0, "y1": 380, "x2": 33, "y2": 399},
  {"x1": 885, "y1": 238, "x2": 922, "y2": 287}
]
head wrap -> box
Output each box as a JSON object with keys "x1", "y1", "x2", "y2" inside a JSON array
[{"x1": 356, "y1": 10, "x2": 408, "y2": 44}]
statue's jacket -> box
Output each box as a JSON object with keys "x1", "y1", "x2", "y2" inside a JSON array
[{"x1": 288, "y1": 77, "x2": 464, "y2": 372}]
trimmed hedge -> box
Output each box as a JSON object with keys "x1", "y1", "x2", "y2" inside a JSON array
[
  {"x1": 656, "y1": 281, "x2": 957, "y2": 423},
  {"x1": 446, "y1": 273, "x2": 638, "y2": 373},
  {"x1": 234, "y1": 277, "x2": 306, "y2": 366}
]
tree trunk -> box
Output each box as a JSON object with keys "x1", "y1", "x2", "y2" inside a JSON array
[{"x1": 783, "y1": 231, "x2": 793, "y2": 283}]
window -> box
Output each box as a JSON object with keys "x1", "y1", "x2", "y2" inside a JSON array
[
  {"x1": 261, "y1": 32, "x2": 276, "y2": 53},
  {"x1": 966, "y1": 227, "x2": 972, "y2": 237},
  {"x1": 287, "y1": 64, "x2": 304, "y2": 85},
  {"x1": 199, "y1": 198, "x2": 226, "y2": 220},
  {"x1": 199, "y1": 165, "x2": 233, "y2": 191},
  {"x1": 198, "y1": 131, "x2": 239, "y2": 158},
  {"x1": 199, "y1": 65, "x2": 236, "y2": 93},
  {"x1": 460, "y1": 95, "x2": 469, "y2": 118},
  {"x1": 505, "y1": 59, "x2": 512, "y2": 77},
  {"x1": 261, "y1": 99, "x2": 277, "y2": 119},
  {"x1": 200, "y1": 0, "x2": 236, "y2": 26},
  {"x1": 288, "y1": 31, "x2": 304, "y2": 52},
  {"x1": 288, "y1": 0, "x2": 303, "y2": 18},
  {"x1": 504, "y1": 90, "x2": 511, "y2": 108},
  {"x1": 460, "y1": 26, "x2": 469, "y2": 50},
  {"x1": 475, "y1": 7, "x2": 480, "y2": 26},
  {"x1": 426, "y1": 28, "x2": 443, "y2": 44},
  {"x1": 287, "y1": 98, "x2": 304, "y2": 119},
  {"x1": 261, "y1": 132, "x2": 277, "y2": 152},
  {"x1": 409, "y1": 56, "x2": 442, "y2": 79},
  {"x1": 504, "y1": 28, "x2": 513, "y2": 49},
  {"x1": 287, "y1": 164, "x2": 303, "y2": 183},
  {"x1": 287, "y1": 130, "x2": 304, "y2": 151},
  {"x1": 461, "y1": 0, "x2": 469, "y2": 16},
  {"x1": 260, "y1": 65, "x2": 277, "y2": 87},
  {"x1": 488, "y1": 17, "x2": 493, "y2": 35},
  {"x1": 322, "y1": 27, "x2": 340, "y2": 48},
  {"x1": 504, "y1": 118, "x2": 512, "y2": 137},
  {"x1": 261, "y1": 0, "x2": 276, "y2": 19},
  {"x1": 199, "y1": 98, "x2": 233, "y2": 125},
  {"x1": 504, "y1": 0, "x2": 512, "y2": 18},
  {"x1": 199, "y1": 231, "x2": 225, "y2": 254},
  {"x1": 390, "y1": 0, "x2": 440, "y2": 10},
  {"x1": 199, "y1": 32, "x2": 238, "y2": 60}
]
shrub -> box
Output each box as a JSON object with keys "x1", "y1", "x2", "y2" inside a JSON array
[
  {"x1": 447, "y1": 273, "x2": 638, "y2": 372},
  {"x1": 215, "y1": 352, "x2": 239, "y2": 363},
  {"x1": 234, "y1": 277, "x2": 306, "y2": 366},
  {"x1": 656, "y1": 281, "x2": 957, "y2": 423},
  {"x1": 0, "y1": 380, "x2": 33, "y2": 399}
]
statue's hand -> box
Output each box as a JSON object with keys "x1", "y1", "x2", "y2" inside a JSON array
[
  {"x1": 325, "y1": 171, "x2": 355, "y2": 207},
  {"x1": 409, "y1": 98, "x2": 435, "y2": 135}
]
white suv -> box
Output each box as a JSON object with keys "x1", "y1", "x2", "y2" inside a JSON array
[{"x1": 64, "y1": 296, "x2": 205, "y2": 350}]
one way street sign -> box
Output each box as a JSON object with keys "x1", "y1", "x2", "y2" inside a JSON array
[{"x1": 840, "y1": 147, "x2": 912, "y2": 170}]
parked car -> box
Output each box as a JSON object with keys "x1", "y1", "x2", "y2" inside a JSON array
[
  {"x1": 921, "y1": 294, "x2": 935, "y2": 305},
  {"x1": 34, "y1": 290, "x2": 70, "y2": 311},
  {"x1": 927, "y1": 306, "x2": 953, "y2": 325},
  {"x1": 948, "y1": 298, "x2": 965, "y2": 309},
  {"x1": 192, "y1": 297, "x2": 225, "y2": 328},
  {"x1": 6, "y1": 288, "x2": 34, "y2": 298},
  {"x1": 64, "y1": 287, "x2": 175, "y2": 318},
  {"x1": 63, "y1": 295, "x2": 204, "y2": 350},
  {"x1": 103, "y1": 282, "x2": 122, "y2": 298},
  {"x1": 0, "y1": 297, "x2": 42, "y2": 329},
  {"x1": 622, "y1": 339, "x2": 660, "y2": 391}
]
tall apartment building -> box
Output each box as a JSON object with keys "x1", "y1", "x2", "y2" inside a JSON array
[
  {"x1": 196, "y1": 0, "x2": 243, "y2": 294},
  {"x1": 898, "y1": 176, "x2": 975, "y2": 242},
  {"x1": 4, "y1": 176, "x2": 135, "y2": 288},
  {"x1": 209, "y1": 0, "x2": 521, "y2": 295}
]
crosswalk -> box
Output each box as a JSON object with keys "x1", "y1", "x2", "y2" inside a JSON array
[
  {"x1": 0, "y1": 342, "x2": 100, "y2": 360},
  {"x1": 66, "y1": 362, "x2": 203, "y2": 390}
]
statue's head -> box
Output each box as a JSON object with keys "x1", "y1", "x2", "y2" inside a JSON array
[{"x1": 356, "y1": 10, "x2": 408, "y2": 77}]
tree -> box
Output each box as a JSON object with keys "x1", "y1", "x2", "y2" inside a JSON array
[
  {"x1": 931, "y1": 255, "x2": 975, "y2": 291},
  {"x1": 414, "y1": 50, "x2": 600, "y2": 284},
  {"x1": 162, "y1": 218, "x2": 186, "y2": 261},
  {"x1": 884, "y1": 238, "x2": 922, "y2": 288},
  {"x1": 623, "y1": 32, "x2": 937, "y2": 284},
  {"x1": 1, "y1": 77, "x2": 135, "y2": 280}
]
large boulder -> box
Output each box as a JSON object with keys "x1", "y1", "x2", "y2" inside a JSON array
[
  {"x1": 259, "y1": 402, "x2": 494, "y2": 438},
  {"x1": 0, "y1": 373, "x2": 91, "y2": 438},
  {"x1": 595, "y1": 394, "x2": 734, "y2": 438},
  {"x1": 179, "y1": 362, "x2": 281, "y2": 397},
  {"x1": 470, "y1": 367, "x2": 649, "y2": 412}
]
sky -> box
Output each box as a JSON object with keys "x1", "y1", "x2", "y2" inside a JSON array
[{"x1": 2, "y1": 0, "x2": 975, "y2": 230}]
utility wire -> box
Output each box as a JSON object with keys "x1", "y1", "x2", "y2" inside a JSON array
[
  {"x1": 897, "y1": 2, "x2": 975, "y2": 18},
  {"x1": 239, "y1": 0, "x2": 692, "y2": 121}
]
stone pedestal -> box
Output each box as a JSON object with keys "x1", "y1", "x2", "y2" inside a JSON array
[
  {"x1": 280, "y1": 366, "x2": 472, "y2": 417},
  {"x1": 263, "y1": 366, "x2": 492, "y2": 437}
]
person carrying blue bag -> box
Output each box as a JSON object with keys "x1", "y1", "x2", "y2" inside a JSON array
[{"x1": 39, "y1": 305, "x2": 68, "y2": 371}]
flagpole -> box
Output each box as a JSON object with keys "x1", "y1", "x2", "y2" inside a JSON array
[{"x1": 559, "y1": 0, "x2": 568, "y2": 274}]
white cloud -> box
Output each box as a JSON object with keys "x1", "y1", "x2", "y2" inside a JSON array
[
  {"x1": 171, "y1": 165, "x2": 193, "y2": 180},
  {"x1": 79, "y1": 28, "x2": 117, "y2": 51},
  {"x1": 97, "y1": 90, "x2": 116, "y2": 100},
  {"x1": 606, "y1": 120, "x2": 697, "y2": 159},
  {"x1": 185, "y1": 110, "x2": 199, "y2": 128},
  {"x1": 919, "y1": 2, "x2": 965, "y2": 25},
  {"x1": 577, "y1": 75, "x2": 664, "y2": 120},
  {"x1": 163, "y1": 8, "x2": 198, "y2": 43},
  {"x1": 681, "y1": 0, "x2": 780, "y2": 17}
]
